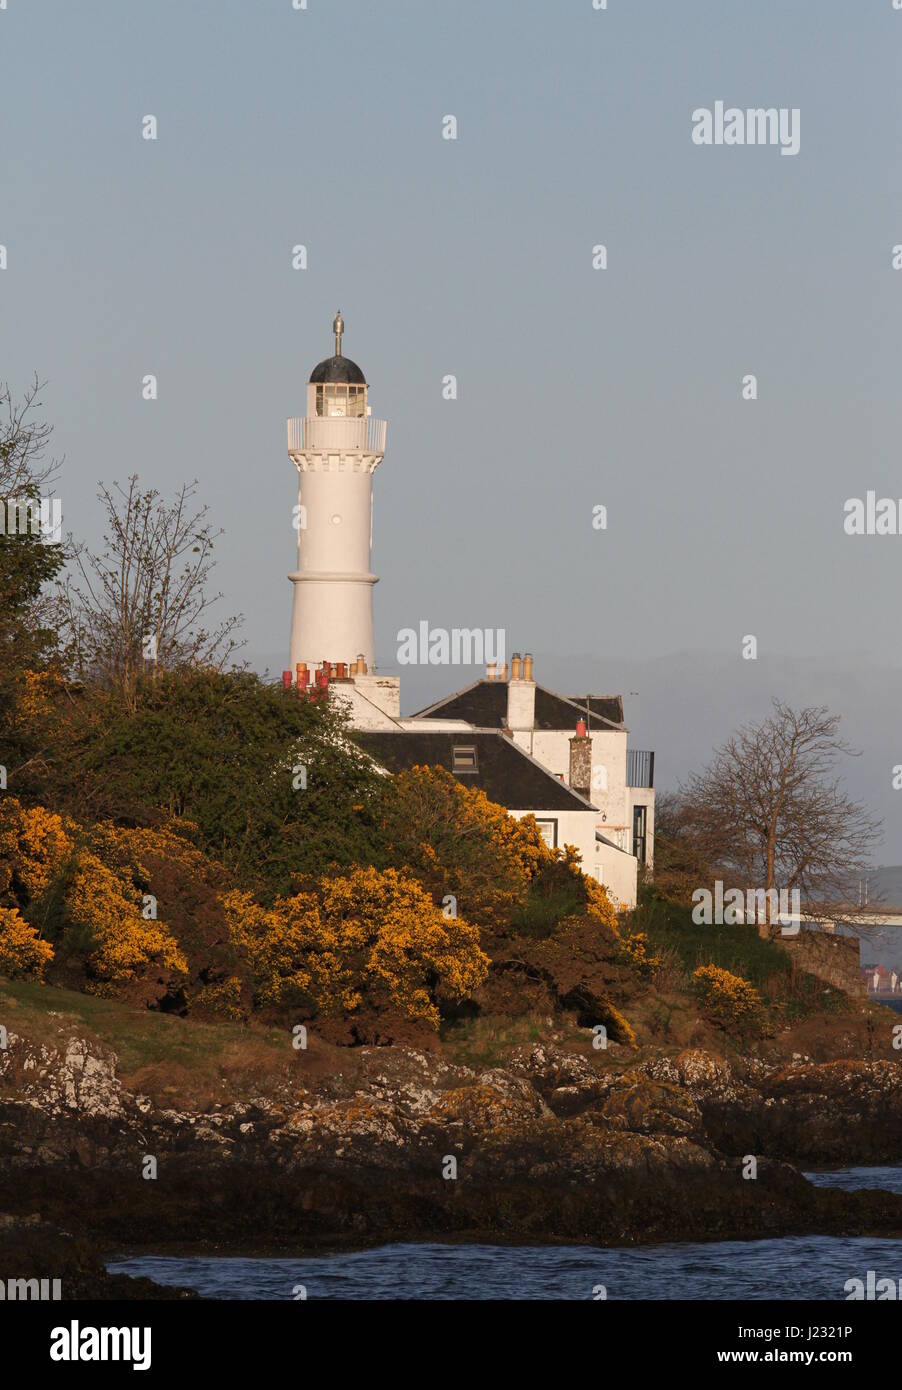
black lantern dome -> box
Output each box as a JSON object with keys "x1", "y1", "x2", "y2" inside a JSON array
[{"x1": 309, "y1": 311, "x2": 366, "y2": 385}]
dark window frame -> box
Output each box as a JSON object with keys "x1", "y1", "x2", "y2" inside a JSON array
[
  {"x1": 452, "y1": 745, "x2": 478, "y2": 774},
  {"x1": 632, "y1": 804, "x2": 648, "y2": 866}
]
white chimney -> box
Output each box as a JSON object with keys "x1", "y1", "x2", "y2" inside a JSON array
[{"x1": 506, "y1": 651, "x2": 535, "y2": 730}]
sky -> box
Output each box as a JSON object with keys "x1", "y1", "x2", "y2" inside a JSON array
[{"x1": 2, "y1": 0, "x2": 901, "y2": 858}]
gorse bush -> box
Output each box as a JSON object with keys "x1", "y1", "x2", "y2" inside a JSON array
[
  {"x1": 377, "y1": 765, "x2": 549, "y2": 925},
  {"x1": 693, "y1": 963, "x2": 767, "y2": 1035},
  {"x1": 617, "y1": 931, "x2": 662, "y2": 978},
  {"x1": 222, "y1": 865, "x2": 490, "y2": 1029},
  {"x1": 1, "y1": 661, "x2": 617, "y2": 1036},
  {"x1": 378, "y1": 765, "x2": 617, "y2": 934},
  {"x1": 20, "y1": 668, "x2": 386, "y2": 896},
  {"x1": 0, "y1": 905, "x2": 53, "y2": 978},
  {"x1": 0, "y1": 798, "x2": 187, "y2": 995}
]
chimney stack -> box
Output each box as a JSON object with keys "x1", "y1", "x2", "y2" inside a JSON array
[
  {"x1": 569, "y1": 722, "x2": 592, "y2": 798},
  {"x1": 506, "y1": 648, "x2": 536, "y2": 731}
]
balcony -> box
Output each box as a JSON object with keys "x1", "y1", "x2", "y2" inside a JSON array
[
  {"x1": 287, "y1": 415, "x2": 387, "y2": 458},
  {"x1": 626, "y1": 749, "x2": 655, "y2": 788}
]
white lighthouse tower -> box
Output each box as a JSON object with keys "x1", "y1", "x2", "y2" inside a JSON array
[{"x1": 287, "y1": 313, "x2": 387, "y2": 678}]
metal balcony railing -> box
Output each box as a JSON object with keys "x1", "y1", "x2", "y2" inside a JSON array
[
  {"x1": 626, "y1": 749, "x2": 655, "y2": 788},
  {"x1": 287, "y1": 416, "x2": 387, "y2": 456}
]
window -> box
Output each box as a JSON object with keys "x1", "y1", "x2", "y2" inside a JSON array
[
  {"x1": 633, "y1": 804, "x2": 647, "y2": 866},
  {"x1": 452, "y1": 745, "x2": 478, "y2": 774},
  {"x1": 534, "y1": 818, "x2": 558, "y2": 849},
  {"x1": 315, "y1": 383, "x2": 367, "y2": 418}
]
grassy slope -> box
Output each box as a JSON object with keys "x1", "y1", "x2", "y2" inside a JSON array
[{"x1": 0, "y1": 977, "x2": 293, "y2": 1109}]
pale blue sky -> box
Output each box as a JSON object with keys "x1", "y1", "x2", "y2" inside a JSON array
[{"x1": 3, "y1": 1, "x2": 901, "y2": 853}]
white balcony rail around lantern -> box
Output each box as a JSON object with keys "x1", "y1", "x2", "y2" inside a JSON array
[{"x1": 287, "y1": 415, "x2": 387, "y2": 456}]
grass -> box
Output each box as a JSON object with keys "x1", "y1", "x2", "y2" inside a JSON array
[
  {"x1": 440, "y1": 1010, "x2": 588, "y2": 1071},
  {"x1": 0, "y1": 976, "x2": 293, "y2": 1107},
  {"x1": 630, "y1": 890, "x2": 852, "y2": 1027},
  {"x1": 633, "y1": 892, "x2": 794, "y2": 987}
]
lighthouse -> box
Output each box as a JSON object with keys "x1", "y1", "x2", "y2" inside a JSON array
[{"x1": 287, "y1": 313, "x2": 387, "y2": 678}]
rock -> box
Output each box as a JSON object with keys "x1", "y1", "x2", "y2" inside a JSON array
[
  {"x1": 3, "y1": 1027, "x2": 902, "y2": 1264},
  {"x1": 601, "y1": 1078, "x2": 702, "y2": 1138},
  {"x1": 0, "y1": 1212, "x2": 195, "y2": 1300},
  {"x1": 507, "y1": 1043, "x2": 613, "y2": 1115}
]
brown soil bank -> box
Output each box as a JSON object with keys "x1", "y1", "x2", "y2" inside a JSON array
[{"x1": 2, "y1": 1029, "x2": 902, "y2": 1276}]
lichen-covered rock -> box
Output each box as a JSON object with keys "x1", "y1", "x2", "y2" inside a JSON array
[
  {"x1": 601, "y1": 1078, "x2": 702, "y2": 1138},
  {"x1": 3, "y1": 1026, "x2": 902, "y2": 1267},
  {"x1": 0, "y1": 1032, "x2": 125, "y2": 1119},
  {"x1": 507, "y1": 1043, "x2": 613, "y2": 1115},
  {"x1": 426, "y1": 1082, "x2": 543, "y2": 1135}
]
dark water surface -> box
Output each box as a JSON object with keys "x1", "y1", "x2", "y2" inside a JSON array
[
  {"x1": 108, "y1": 1168, "x2": 902, "y2": 1300},
  {"x1": 803, "y1": 1166, "x2": 902, "y2": 1195}
]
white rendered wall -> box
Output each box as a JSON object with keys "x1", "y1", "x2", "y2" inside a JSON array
[
  {"x1": 289, "y1": 465, "x2": 378, "y2": 670},
  {"x1": 329, "y1": 681, "x2": 400, "y2": 731},
  {"x1": 509, "y1": 808, "x2": 595, "y2": 874},
  {"x1": 511, "y1": 727, "x2": 630, "y2": 834},
  {"x1": 592, "y1": 841, "x2": 638, "y2": 910}
]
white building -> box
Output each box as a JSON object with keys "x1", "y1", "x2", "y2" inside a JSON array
[{"x1": 284, "y1": 318, "x2": 655, "y2": 910}]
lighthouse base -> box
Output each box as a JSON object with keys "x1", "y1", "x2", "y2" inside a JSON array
[{"x1": 288, "y1": 570, "x2": 378, "y2": 673}]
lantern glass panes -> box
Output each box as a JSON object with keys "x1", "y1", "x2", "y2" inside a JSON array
[{"x1": 315, "y1": 383, "x2": 366, "y2": 418}]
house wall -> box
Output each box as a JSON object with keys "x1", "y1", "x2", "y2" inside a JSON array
[
  {"x1": 511, "y1": 727, "x2": 631, "y2": 845},
  {"x1": 330, "y1": 678, "x2": 400, "y2": 730},
  {"x1": 593, "y1": 841, "x2": 639, "y2": 911}
]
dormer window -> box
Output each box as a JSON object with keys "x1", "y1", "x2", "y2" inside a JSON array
[{"x1": 452, "y1": 745, "x2": 478, "y2": 774}]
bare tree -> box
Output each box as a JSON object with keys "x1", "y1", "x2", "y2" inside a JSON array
[
  {"x1": 0, "y1": 374, "x2": 60, "y2": 499},
  {"x1": 59, "y1": 475, "x2": 243, "y2": 708},
  {"x1": 677, "y1": 700, "x2": 882, "y2": 938}
]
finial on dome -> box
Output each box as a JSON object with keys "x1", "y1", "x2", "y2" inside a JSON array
[{"x1": 333, "y1": 311, "x2": 344, "y2": 357}]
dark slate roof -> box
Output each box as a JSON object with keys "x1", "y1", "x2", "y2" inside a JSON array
[
  {"x1": 353, "y1": 730, "x2": 595, "y2": 811},
  {"x1": 412, "y1": 680, "x2": 625, "y2": 731},
  {"x1": 568, "y1": 694, "x2": 624, "y2": 727},
  {"x1": 309, "y1": 355, "x2": 366, "y2": 385}
]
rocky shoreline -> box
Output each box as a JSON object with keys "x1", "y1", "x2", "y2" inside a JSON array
[{"x1": 2, "y1": 1029, "x2": 902, "y2": 1297}]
